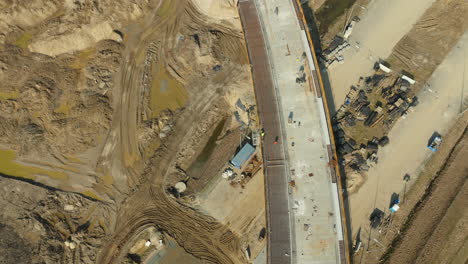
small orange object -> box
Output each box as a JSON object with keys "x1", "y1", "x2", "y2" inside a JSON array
[{"x1": 274, "y1": 141, "x2": 278, "y2": 144}]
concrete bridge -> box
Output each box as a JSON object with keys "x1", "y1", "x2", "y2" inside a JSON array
[{"x1": 238, "y1": 0, "x2": 351, "y2": 263}]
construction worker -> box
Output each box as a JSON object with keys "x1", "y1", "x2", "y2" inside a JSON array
[{"x1": 260, "y1": 128, "x2": 265, "y2": 137}]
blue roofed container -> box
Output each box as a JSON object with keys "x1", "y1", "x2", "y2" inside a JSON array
[{"x1": 230, "y1": 143, "x2": 256, "y2": 169}]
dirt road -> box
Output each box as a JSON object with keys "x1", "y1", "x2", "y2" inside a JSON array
[
  {"x1": 97, "y1": 98, "x2": 247, "y2": 263},
  {"x1": 380, "y1": 127, "x2": 468, "y2": 264},
  {"x1": 352, "y1": 112, "x2": 468, "y2": 264},
  {"x1": 96, "y1": 1, "x2": 249, "y2": 263},
  {"x1": 98, "y1": 0, "x2": 188, "y2": 190},
  {"x1": 348, "y1": 30, "x2": 468, "y2": 236},
  {"x1": 327, "y1": 0, "x2": 436, "y2": 108},
  {"x1": 0, "y1": 0, "x2": 253, "y2": 262}
]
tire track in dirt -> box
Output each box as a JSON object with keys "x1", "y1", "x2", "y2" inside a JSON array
[
  {"x1": 380, "y1": 127, "x2": 468, "y2": 264},
  {"x1": 98, "y1": 108, "x2": 247, "y2": 263},
  {"x1": 97, "y1": 1, "x2": 248, "y2": 263}
]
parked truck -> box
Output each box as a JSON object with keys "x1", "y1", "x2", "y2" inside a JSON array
[
  {"x1": 428, "y1": 133, "x2": 442, "y2": 152},
  {"x1": 288, "y1": 112, "x2": 293, "y2": 124}
]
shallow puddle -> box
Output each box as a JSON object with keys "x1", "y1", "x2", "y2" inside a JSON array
[
  {"x1": 149, "y1": 63, "x2": 188, "y2": 118},
  {"x1": 146, "y1": 237, "x2": 202, "y2": 264}
]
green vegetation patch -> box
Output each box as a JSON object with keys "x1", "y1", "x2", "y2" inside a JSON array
[
  {"x1": 81, "y1": 190, "x2": 102, "y2": 201},
  {"x1": 149, "y1": 63, "x2": 188, "y2": 118},
  {"x1": 69, "y1": 48, "x2": 96, "y2": 69},
  {"x1": 54, "y1": 101, "x2": 73, "y2": 115},
  {"x1": 157, "y1": 0, "x2": 173, "y2": 16},
  {"x1": 315, "y1": 0, "x2": 357, "y2": 35},
  {"x1": 14, "y1": 32, "x2": 33, "y2": 49},
  {"x1": 0, "y1": 149, "x2": 68, "y2": 180},
  {"x1": 0, "y1": 91, "x2": 19, "y2": 100}
]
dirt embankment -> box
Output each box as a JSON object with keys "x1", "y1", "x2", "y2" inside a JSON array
[
  {"x1": 354, "y1": 113, "x2": 468, "y2": 264},
  {"x1": 96, "y1": 0, "x2": 251, "y2": 262},
  {"x1": 387, "y1": 0, "x2": 468, "y2": 85},
  {"x1": 332, "y1": 0, "x2": 467, "y2": 230},
  {"x1": 0, "y1": 41, "x2": 121, "y2": 158},
  {"x1": 380, "y1": 121, "x2": 468, "y2": 264},
  {"x1": 0, "y1": 176, "x2": 113, "y2": 264},
  {"x1": 303, "y1": 0, "x2": 370, "y2": 49},
  {"x1": 0, "y1": 0, "x2": 154, "y2": 199},
  {"x1": 0, "y1": 1, "x2": 149, "y2": 262}
]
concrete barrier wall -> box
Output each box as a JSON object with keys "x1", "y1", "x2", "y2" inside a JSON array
[{"x1": 291, "y1": 0, "x2": 352, "y2": 263}]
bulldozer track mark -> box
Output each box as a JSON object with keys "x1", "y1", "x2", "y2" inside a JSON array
[
  {"x1": 380, "y1": 127, "x2": 468, "y2": 263},
  {"x1": 96, "y1": 1, "x2": 249, "y2": 263}
]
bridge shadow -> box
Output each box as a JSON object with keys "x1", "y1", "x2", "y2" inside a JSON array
[
  {"x1": 301, "y1": 1, "x2": 353, "y2": 254},
  {"x1": 301, "y1": 2, "x2": 337, "y2": 115},
  {"x1": 320, "y1": 69, "x2": 339, "y2": 115},
  {"x1": 301, "y1": 2, "x2": 323, "y2": 54}
]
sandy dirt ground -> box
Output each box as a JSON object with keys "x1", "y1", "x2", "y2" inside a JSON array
[
  {"x1": 0, "y1": 176, "x2": 114, "y2": 263},
  {"x1": 327, "y1": 0, "x2": 436, "y2": 108},
  {"x1": 348, "y1": 30, "x2": 468, "y2": 237},
  {"x1": 192, "y1": 0, "x2": 241, "y2": 30},
  {"x1": 96, "y1": 1, "x2": 254, "y2": 263},
  {"x1": 0, "y1": 0, "x2": 259, "y2": 263},
  {"x1": 383, "y1": 145, "x2": 468, "y2": 264},
  {"x1": 386, "y1": 0, "x2": 468, "y2": 84},
  {"x1": 353, "y1": 114, "x2": 468, "y2": 264},
  {"x1": 307, "y1": 0, "x2": 328, "y2": 11},
  {"x1": 144, "y1": 235, "x2": 203, "y2": 264},
  {"x1": 400, "y1": 129, "x2": 468, "y2": 264},
  {"x1": 199, "y1": 167, "x2": 266, "y2": 261}
]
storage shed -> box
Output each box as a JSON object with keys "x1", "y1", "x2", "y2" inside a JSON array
[{"x1": 230, "y1": 143, "x2": 255, "y2": 169}]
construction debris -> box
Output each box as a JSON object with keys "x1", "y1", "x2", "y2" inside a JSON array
[
  {"x1": 401, "y1": 74, "x2": 416, "y2": 85},
  {"x1": 378, "y1": 136, "x2": 390, "y2": 147},
  {"x1": 296, "y1": 73, "x2": 306, "y2": 84},
  {"x1": 322, "y1": 16, "x2": 361, "y2": 69},
  {"x1": 236, "y1": 99, "x2": 247, "y2": 111},
  {"x1": 322, "y1": 39, "x2": 351, "y2": 68},
  {"x1": 378, "y1": 63, "x2": 392, "y2": 73},
  {"x1": 228, "y1": 155, "x2": 262, "y2": 188},
  {"x1": 343, "y1": 16, "x2": 360, "y2": 39},
  {"x1": 370, "y1": 209, "x2": 385, "y2": 229},
  {"x1": 333, "y1": 62, "x2": 419, "y2": 179},
  {"x1": 222, "y1": 168, "x2": 235, "y2": 179}
]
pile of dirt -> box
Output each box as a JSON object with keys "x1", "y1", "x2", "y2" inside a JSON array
[
  {"x1": 1, "y1": 0, "x2": 254, "y2": 263},
  {"x1": 388, "y1": 0, "x2": 468, "y2": 83},
  {"x1": 0, "y1": 177, "x2": 111, "y2": 263},
  {"x1": 0, "y1": 223, "x2": 33, "y2": 264},
  {"x1": 0, "y1": 40, "x2": 122, "y2": 158},
  {"x1": 0, "y1": 0, "x2": 147, "y2": 54},
  {"x1": 0, "y1": 0, "x2": 143, "y2": 197}
]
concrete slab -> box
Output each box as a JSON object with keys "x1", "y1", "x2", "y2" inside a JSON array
[
  {"x1": 254, "y1": 0, "x2": 343, "y2": 263},
  {"x1": 238, "y1": 1, "x2": 293, "y2": 263}
]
